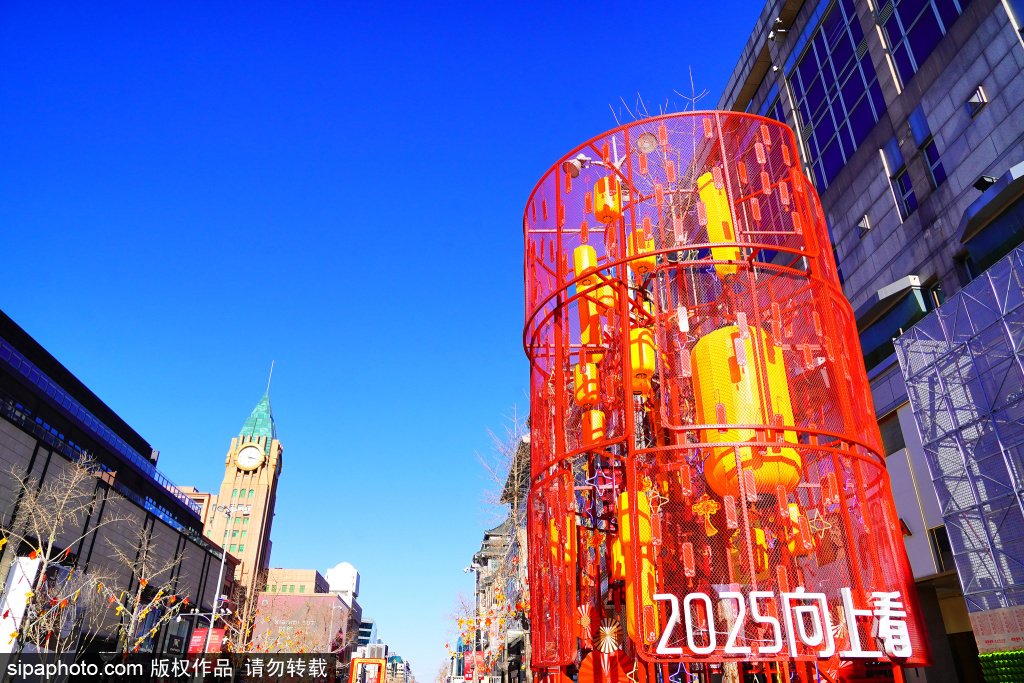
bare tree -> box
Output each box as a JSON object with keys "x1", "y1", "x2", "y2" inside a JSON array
[
  {"x1": 435, "y1": 660, "x2": 450, "y2": 683},
  {"x1": 475, "y1": 407, "x2": 529, "y2": 529},
  {"x1": 0, "y1": 455, "x2": 127, "y2": 659},
  {"x1": 221, "y1": 569, "x2": 267, "y2": 653},
  {"x1": 473, "y1": 409, "x2": 531, "y2": 683},
  {"x1": 101, "y1": 514, "x2": 189, "y2": 653}
]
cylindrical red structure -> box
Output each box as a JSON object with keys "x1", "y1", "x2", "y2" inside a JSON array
[{"x1": 523, "y1": 112, "x2": 930, "y2": 681}]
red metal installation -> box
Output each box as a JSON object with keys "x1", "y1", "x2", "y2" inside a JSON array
[{"x1": 522, "y1": 112, "x2": 930, "y2": 683}]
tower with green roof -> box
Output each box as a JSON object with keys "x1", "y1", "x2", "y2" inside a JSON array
[{"x1": 205, "y1": 392, "x2": 284, "y2": 594}]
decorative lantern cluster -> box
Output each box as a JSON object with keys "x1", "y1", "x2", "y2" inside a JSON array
[{"x1": 523, "y1": 113, "x2": 930, "y2": 683}]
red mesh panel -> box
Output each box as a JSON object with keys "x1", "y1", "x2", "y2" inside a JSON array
[
  {"x1": 523, "y1": 113, "x2": 931, "y2": 672},
  {"x1": 528, "y1": 469, "x2": 577, "y2": 666}
]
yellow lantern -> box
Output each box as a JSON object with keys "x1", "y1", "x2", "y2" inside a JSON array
[
  {"x1": 574, "y1": 244, "x2": 598, "y2": 289},
  {"x1": 582, "y1": 409, "x2": 605, "y2": 446},
  {"x1": 578, "y1": 299, "x2": 604, "y2": 364},
  {"x1": 691, "y1": 324, "x2": 801, "y2": 497},
  {"x1": 627, "y1": 228, "x2": 656, "y2": 275},
  {"x1": 574, "y1": 363, "x2": 600, "y2": 407},
  {"x1": 594, "y1": 176, "x2": 621, "y2": 225},
  {"x1": 630, "y1": 328, "x2": 656, "y2": 394},
  {"x1": 698, "y1": 171, "x2": 741, "y2": 280},
  {"x1": 617, "y1": 491, "x2": 658, "y2": 644}
]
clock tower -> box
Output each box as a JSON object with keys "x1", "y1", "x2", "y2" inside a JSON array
[{"x1": 203, "y1": 393, "x2": 283, "y2": 593}]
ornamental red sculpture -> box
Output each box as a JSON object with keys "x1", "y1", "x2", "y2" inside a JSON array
[{"x1": 522, "y1": 112, "x2": 930, "y2": 683}]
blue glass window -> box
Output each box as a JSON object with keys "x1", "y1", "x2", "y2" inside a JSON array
[
  {"x1": 895, "y1": 169, "x2": 918, "y2": 218},
  {"x1": 924, "y1": 138, "x2": 947, "y2": 187},
  {"x1": 790, "y1": 0, "x2": 886, "y2": 189},
  {"x1": 882, "y1": 0, "x2": 971, "y2": 84}
]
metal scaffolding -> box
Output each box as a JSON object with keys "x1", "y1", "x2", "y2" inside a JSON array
[{"x1": 896, "y1": 246, "x2": 1024, "y2": 613}]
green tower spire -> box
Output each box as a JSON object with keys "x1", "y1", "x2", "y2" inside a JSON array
[{"x1": 240, "y1": 392, "x2": 276, "y2": 440}]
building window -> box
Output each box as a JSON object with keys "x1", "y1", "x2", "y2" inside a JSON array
[
  {"x1": 790, "y1": 0, "x2": 886, "y2": 189},
  {"x1": 232, "y1": 530, "x2": 238, "y2": 537},
  {"x1": 230, "y1": 544, "x2": 236, "y2": 552},
  {"x1": 243, "y1": 518, "x2": 249, "y2": 525},
  {"x1": 881, "y1": 0, "x2": 971, "y2": 85},
  {"x1": 299, "y1": 585, "x2": 305, "y2": 593},
  {"x1": 894, "y1": 167, "x2": 918, "y2": 218},
  {"x1": 224, "y1": 531, "x2": 228, "y2": 538},
  {"x1": 240, "y1": 530, "x2": 247, "y2": 538},
  {"x1": 232, "y1": 489, "x2": 237, "y2": 498},
  {"x1": 249, "y1": 489, "x2": 255, "y2": 498},
  {"x1": 924, "y1": 282, "x2": 945, "y2": 310},
  {"x1": 955, "y1": 253, "x2": 981, "y2": 285},
  {"x1": 289, "y1": 585, "x2": 295, "y2": 593},
  {"x1": 238, "y1": 544, "x2": 244, "y2": 551},
  {"x1": 271, "y1": 585, "x2": 276, "y2": 592},
  {"x1": 929, "y1": 525, "x2": 955, "y2": 572},
  {"x1": 766, "y1": 96, "x2": 785, "y2": 124},
  {"x1": 922, "y1": 137, "x2": 946, "y2": 188}
]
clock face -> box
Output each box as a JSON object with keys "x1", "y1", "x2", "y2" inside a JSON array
[{"x1": 235, "y1": 445, "x2": 264, "y2": 471}]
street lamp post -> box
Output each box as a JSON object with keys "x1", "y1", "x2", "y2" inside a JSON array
[
  {"x1": 199, "y1": 505, "x2": 248, "y2": 655},
  {"x1": 327, "y1": 602, "x2": 347, "y2": 655}
]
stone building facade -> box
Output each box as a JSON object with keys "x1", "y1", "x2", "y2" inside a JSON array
[
  {"x1": 0, "y1": 308, "x2": 231, "y2": 653},
  {"x1": 720, "y1": 0, "x2": 1024, "y2": 679}
]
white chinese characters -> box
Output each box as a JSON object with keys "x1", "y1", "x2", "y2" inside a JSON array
[{"x1": 653, "y1": 586, "x2": 913, "y2": 660}]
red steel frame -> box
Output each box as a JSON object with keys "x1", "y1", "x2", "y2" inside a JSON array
[{"x1": 522, "y1": 112, "x2": 931, "y2": 683}]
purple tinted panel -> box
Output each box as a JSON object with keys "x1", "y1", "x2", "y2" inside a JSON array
[
  {"x1": 847, "y1": 18, "x2": 864, "y2": 47},
  {"x1": 925, "y1": 141, "x2": 941, "y2": 164},
  {"x1": 898, "y1": 0, "x2": 930, "y2": 25},
  {"x1": 808, "y1": 133, "x2": 820, "y2": 161},
  {"x1": 841, "y1": 0, "x2": 856, "y2": 19},
  {"x1": 837, "y1": 56, "x2": 857, "y2": 87},
  {"x1": 850, "y1": 17, "x2": 864, "y2": 46},
  {"x1": 799, "y1": 99, "x2": 811, "y2": 126},
  {"x1": 908, "y1": 9, "x2": 943, "y2": 68},
  {"x1": 798, "y1": 51, "x2": 819, "y2": 89},
  {"x1": 885, "y1": 17, "x2": 903, "y2": 45},
  {"x1": 893, "y1": 43, "x2": 915, "y2": 83},
  {"x1": 773, "y1": 101, "x2": 786, "y2": 123},
  {"x1": 814, "y1": 101, "x2": 831, "y2": 127},
  {"x1": 821, "y1": 137, "x2": 845, "y2": 184},
  {"x1": 841, "y1": 71, "x2": 867, "y2": 110},
  {"x1": 840, "y1": 122, "x2": 855, "y2": 156},
  {"x1": 870, "y1": 82, "x2": 887, "y2": 116},
  {"x1": 860, "y1": 54, "x2": 877, "y2": 81},
  {"x1": 831, "y1": 33, "x2": 854, "y2": 74},
  {"x1": 806, "y1": 77, "x2": 827, "y2": 117},
  {"x1": 816, "y1": 110, "x2": 837, "y2": 143},
  {"x1": 792, "y1": 72, "x2": 805, "y2": 99},
  {"x1": 821, "y1": 61, "x2": 836, "y2": 93},
  {"x1": 933, "y1": 161, "x2": 947, "y2": 186},
  {"x1": 815, "y1": 33, "x2": 828, "y2": 62},
  {"x1": 814, "y1": 163, "x2": 827, "y2": 189},
  {"x1": 849, "y1": 97, "x2": 876, "y2": 144},
  {"x1": 935, "y1": 0, "x2": 960, "y2": 31},
  {"x1": 823, "y1": 7, "x2": 846, "y2": 47},
  {"x1": 906, "y1": 189, "x2": 919, "y2": 214}
]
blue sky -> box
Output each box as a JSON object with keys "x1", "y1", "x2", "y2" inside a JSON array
[{"x1": 0, "y1": 1, "x2": 764, "y2": 677}]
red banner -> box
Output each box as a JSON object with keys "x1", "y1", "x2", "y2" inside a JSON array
[
  {"x1": 463, "y1": 652, "x2": 485, "y2": 679},
  {"x1": 187, "y1": 627, "x2": 224, "y2": 653}
]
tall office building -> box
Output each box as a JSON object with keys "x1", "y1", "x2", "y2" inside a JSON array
[{"x1": 721, "y1": 0, "x2": 1024, "y2": 679}]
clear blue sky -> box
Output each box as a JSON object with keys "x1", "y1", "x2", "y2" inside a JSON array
[{"x1": 0, "y1": 1, "x2": 764, "y2": 677}]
